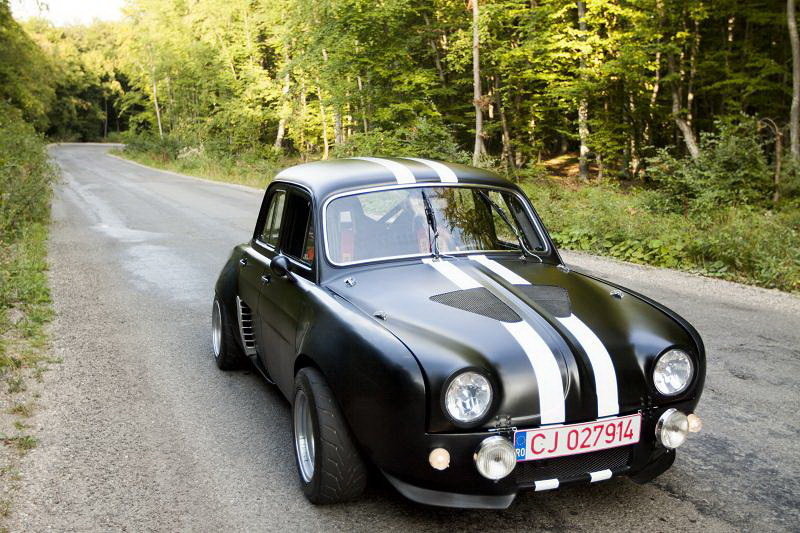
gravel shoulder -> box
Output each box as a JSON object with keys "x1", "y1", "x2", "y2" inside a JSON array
[{"x1": 7, "y1": 144, "x2": 799, "y2": 532}]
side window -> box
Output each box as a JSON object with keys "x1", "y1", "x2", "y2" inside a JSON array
[
  {"x1": 260, "y1": 190, "x2": 286, "y2": 247},
  {"x1": 281, "y1": 192, "x2": 314, "y2": 265},
  {"x1": 302, "y1": 223, "x2": 315, "y2": 263}
]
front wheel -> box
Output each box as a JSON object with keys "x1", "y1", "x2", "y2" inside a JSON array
[{"x1": 293, "y1": 367, "x2": 367, "y2": 504}]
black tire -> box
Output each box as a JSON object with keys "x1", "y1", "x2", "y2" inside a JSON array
[
  {"x1": 293, "y1": 367, "x2": 367, "y2": 504},
  {"x1": 211, "y1": 294, "x2": 245, "y2": 370}
]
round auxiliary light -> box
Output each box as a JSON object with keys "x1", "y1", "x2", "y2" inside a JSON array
[
  {"x1": 653, "y1": 349, "x2": 694, "y2": 396},
  {"x1": 429, "y1": 448, "x2": 451, "y2": 471},
  {"x1": 444, "y1": 371, "x2": 493, "y2": 424},
  {"x1": 655, "y1": 408, "x2": 690, "y2": 449},
  {"x1": 475, "y1": 436, "x2": 516, "y2": 480}
]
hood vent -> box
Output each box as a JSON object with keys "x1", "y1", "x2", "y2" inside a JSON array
[
  {"x1": 430, "y1": 288, "x2": 521, "y2": 323},
  {"x1": 517, "y1": 285, "x2": 571, "y2": 318}
]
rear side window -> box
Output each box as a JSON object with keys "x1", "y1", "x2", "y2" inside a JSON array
[
  {"x1": 261, "y1": 190, "x2": 286, "y2": 246},
  {"x1": 281, "y1": 193, "x2": 314, "y2": 265}
]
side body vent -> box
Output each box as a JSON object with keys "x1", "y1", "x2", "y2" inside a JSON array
[
  {"x1": 517, "y1": 285, "x2": 571, "y2": 317},
  {"x1": 430, "y1": 287, "x2": 521, "y2": 323},
  {"x1": 236, "y1": 296, "x2": 257, "y2": 356}
]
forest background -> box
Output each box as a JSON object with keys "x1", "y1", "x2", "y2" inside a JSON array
[{"x1": 2, "y1": 0, "x2": 799, "y2": 293}]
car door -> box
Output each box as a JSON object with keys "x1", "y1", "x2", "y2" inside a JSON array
[
  {"x1": 239, "y1": 186, "x2": 286, "y2": 363},
  {"x1": 258, "y1": 186, "x2": 317, "y2": 395}
]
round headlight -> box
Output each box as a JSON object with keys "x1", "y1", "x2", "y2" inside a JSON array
[
  {"x1": 656, "y1": 409, "x2": 689, "y2": 449},
  {"x1": 653, "y1": 349, "x2": 694, "y2": 395},
  {"x1": 444, "y1": 371, "x2": 492, "y2": 424},
  {"x1": 475, "y1": 436, "x2": 516, "y2": 480}
]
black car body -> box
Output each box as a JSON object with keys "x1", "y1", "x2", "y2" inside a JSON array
[{"x1": 212, "y1": 157, "x2": 705, "y2": 509}]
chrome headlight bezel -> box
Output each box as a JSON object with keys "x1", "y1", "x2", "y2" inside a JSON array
[
  {"x1": 441, "y1": 369, "x2": 494, "y2": 427},
  {"x1": 652, "y1": 348, "x2": 694, "y2": 396}
]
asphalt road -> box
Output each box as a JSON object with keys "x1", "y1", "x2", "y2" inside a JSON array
[{"x1": 9, "y1": 144, "x2": 800, "y2": 532}]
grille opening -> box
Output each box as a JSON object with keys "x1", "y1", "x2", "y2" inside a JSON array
[
  {"x1": 430, "y1": 287, "x2": 521, "y2": 323},
  {"x1": 515, "y1": 446, "x2": 631, "y2": 486},
  {"x1": 236, "y1": 296, "x2": 257, "y2": 356},
  {"x1": 517, "y1": 285, "x2": 572, "y2": 317}
]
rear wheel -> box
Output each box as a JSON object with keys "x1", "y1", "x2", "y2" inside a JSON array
[
  {"x1": 293, "y1": 367, "x2": 367, "y2": 504},
  {"x1": 211, "y1": 295, "x2": 245, "y2": 370}
]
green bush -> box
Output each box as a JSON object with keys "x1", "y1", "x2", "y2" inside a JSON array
[
  {"x1": 0, "y1": 104, "x2": 56, "y2": 241},
  {"x1": 0, "y1": 103, "x2": 56, "y2": 365},
  {"x1": 523, "y1": 177, "x2": 799, "y2": 293},
  {"x1": 646, "y1": 122, "x2": 773, "y2": 212},
  {"x1": 332, "y1": 116, "x2": 470, "y2": 163}
]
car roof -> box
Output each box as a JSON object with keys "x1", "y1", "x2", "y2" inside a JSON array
[{"x1": 272, "y1": 157, "x2": 516, "y2": 200}]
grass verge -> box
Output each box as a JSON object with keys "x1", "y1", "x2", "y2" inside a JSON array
[{"x1": 0, "y1": 104, "x2": 57, "y2": 525}]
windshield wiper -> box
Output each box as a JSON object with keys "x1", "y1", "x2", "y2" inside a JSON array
[
  {"x1": 419, "y1": 189, "x2": 441, "y2": 260},
  {"x1": 477, "y1": 190, "x2": 542, "y2": 263}
]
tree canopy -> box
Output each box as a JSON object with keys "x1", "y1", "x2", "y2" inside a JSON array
[{"x1": 2, "y1": 0, "x2": 796, "y2": 181}]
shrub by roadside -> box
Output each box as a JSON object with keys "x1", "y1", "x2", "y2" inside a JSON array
[
  {"x1": 526, "y1": 179, "x2": 799, "y2": 293},
  {"x1": 0, "y1": 104, "x2": 57, "y2": 516}
]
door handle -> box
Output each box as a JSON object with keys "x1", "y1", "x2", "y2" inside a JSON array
[
  {"x1": 261, "y1": 274, "x2": 271, "y2": 284},
  {"x1": 239, "y1": 257, "x2": 248, "y2": 266}
]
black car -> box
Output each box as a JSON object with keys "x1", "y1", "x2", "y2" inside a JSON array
[{"x1": 212, "y1": 157, "x2": 705, "y2": 509}]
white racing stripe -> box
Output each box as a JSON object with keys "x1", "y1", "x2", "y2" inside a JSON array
[
  {"x1": 469, "y1": 254, "x2": 620, "y2": 418},
  {"x1": 503, "y1": 321, "x2": 566, "y2": 424},
  {"x1": 401, "y1": 157, "x2": 458, "y2": 183},
  {"x1": 534, "y1": 479, "x2": 559, "y2": 491},
  {"x1": 470, "y1": 255, "x2": 529, "y2": 284},
  {"x1": 422, "y1": 258, "x2": 481, "y2": 289},
  {"x1": 557, "y1": 315, "x2": 619, "y2": 417},
  {"x1": 589, "y1": 469, "x2": 613, "y2": 482},
  {"x1": 350, "y1": 157, "x2": 416, "y2": 184},
  {"x1": 423, "y1": 257, "x2": 565, "y2": 424}
]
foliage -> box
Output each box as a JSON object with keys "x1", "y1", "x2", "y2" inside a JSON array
[
  {"x1": 4, "y1": 0, "x2": 798, "y2": 293},
  {"x1": 332, "y1": 117, "x2": 470, "y2": 163},
  {"x1": 0, "y1": 102, "x2": 55, "y2": 383},
  {"x1": 646, "y1": 122, "x2": 775, "y2": 212},
  {"x1": 526, "y1": 178, "x2": 799, "y2": 292},
  {"x1": 0, "y1": 2, "x2": 55, "y2": 129}
]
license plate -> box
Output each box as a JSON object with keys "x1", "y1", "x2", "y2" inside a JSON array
[{"x1": 514, "y1": 413, "x2": 641, "y2": 462}]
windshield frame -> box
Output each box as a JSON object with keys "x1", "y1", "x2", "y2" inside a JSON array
[{"x1": 321, "y1": 183, "x2": 551, "y2": 267}]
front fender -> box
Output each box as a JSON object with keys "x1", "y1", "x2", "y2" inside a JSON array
[{"x1": 295, "y1": 286, "x2": 428, "y2": 473}]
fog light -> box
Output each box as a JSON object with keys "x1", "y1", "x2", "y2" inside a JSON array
[
  {"x1": 656, "y1": 408, "x2": 690, "y2": 449},
  {"x1": 429, "y1": 448, "x2": 450, "y2": 470},
  {"x1": 474, "y1": 436, "x2": 516, "y2": 480},
  {"x1": 688, "y1": 413, "x2": 702, "y2": 433}
]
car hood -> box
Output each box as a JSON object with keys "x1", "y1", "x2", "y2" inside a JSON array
[{"x1": 326, "y1": 255, "x2": 699, "y2": 430}]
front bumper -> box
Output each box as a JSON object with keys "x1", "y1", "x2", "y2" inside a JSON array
[{"x1": 378, "y1": 404, "x2": 692, "y2": 509}]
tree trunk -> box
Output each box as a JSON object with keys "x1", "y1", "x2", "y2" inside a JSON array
[
  {"x1": 687, "y1": 20, "x2": 700, "y2": 128},
  {"x1": 103, "y1": 96, "x2": 108, "y2": 139},
  {"x1": 644, "y1": 51, "x2": 661, "y2": 147},
  {"x1": 424, "y1": 14, "x2": 446, "y2": 85},
  {"x1": 789, "y1": 0, "x2": 800, "y2": 158},
  {"x1": 667, "y1": 54, "x2": 700, "y2": 159},
  {"x1": 274, "y1": 65, "x2": 290, "y2": 149},
  {"x1": 151, "y1": 70, "x2": 163, "y2": 139},
  {"x1": 494, "y1": 75, "x2": 516, "y2": 175},
  {"x1": 774, "y1": 130, "x2": 783, "y2": 203},
  {"x1": 356, "y1": 75, "x2": 368, "y2": 133},
  {"x1": 334, "y1": 111, "x2": 343, "y2": 145},
  {"x1": 471, "y1": 0, "x2": 486, "y2": 164},
  {"x1": 317, "y1": 86, "x2": 330, "y2": 160},
  {"x1": 577, "y1": 0, "x2": 590, "y2": 180}
]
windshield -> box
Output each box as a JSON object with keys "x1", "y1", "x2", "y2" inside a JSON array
[{"x1": 324, "y1": 186, "x2": 546, "y2": 264}]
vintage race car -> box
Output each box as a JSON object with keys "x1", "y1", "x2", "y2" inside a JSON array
[{"x1": 212, "y1": 157, "x2": 705, "y2": 509}]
